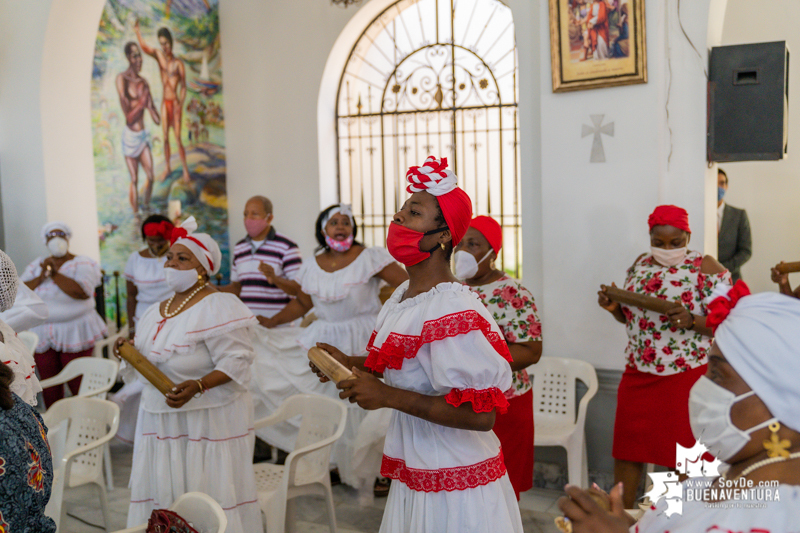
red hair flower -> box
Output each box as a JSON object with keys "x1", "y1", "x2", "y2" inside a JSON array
[
  {"x1": 170, "y1": 226, "x2": 188, "y2": 245},
  {"x1": 706, "y1": 280, "x2": 751, "y2": 332}
]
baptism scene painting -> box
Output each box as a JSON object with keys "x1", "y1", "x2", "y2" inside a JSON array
[
  {"x1": 549, "y1": 0, "x2": 647, "y2": 92},
  {"x1": 91, "y1": 0, "x2": 229, "y2": 297}
]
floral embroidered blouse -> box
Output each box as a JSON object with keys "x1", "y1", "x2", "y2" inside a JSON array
[
  {"x1": 621, "y1": 251, "x2": 731, "y2": 375},
  {"x1": 470, "y1": 276, "x2": 542, "y2": 399},
  {"x1": 0, "y1": 393, "x2": 56, "y2": 532}
]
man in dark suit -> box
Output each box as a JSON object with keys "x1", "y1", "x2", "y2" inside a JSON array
[{"x1": 717, "y1": 169, "x2": 752, "y2": 282}]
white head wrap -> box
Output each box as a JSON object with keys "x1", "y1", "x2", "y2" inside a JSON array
[
  {"x1": 713, "y1": 289, "x2": 800, "y2": 432},
  {"x1": 405, "y1": 156, "x2": 458, "y2": 197},
  {"x1": 0, "y1": 250, "x2": 18, "y2": 312},
  {"x1": 170, "y1": 216, "x2": 222, "y2": 276},
  {"x1": 321, "y1": 204, "x2": 354, "y2": 228},
  {"x1": 41, "y1": 221, "x2": 72, "y2": 243}
]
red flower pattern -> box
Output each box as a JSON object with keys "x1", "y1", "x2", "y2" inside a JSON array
[{"x1": 620, "y1": 251, "x2": 731, "y2": 374}]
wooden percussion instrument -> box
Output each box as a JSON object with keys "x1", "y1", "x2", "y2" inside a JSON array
[
  {"x1": 775, "y1": 261, "x2": 800, "y2": 275},
  {"x1": 116, "y1": 342, "x2": 176, "y2": 397},
  {"x1": 308, "y1": 347, "x2": 354, "y2": 384},
  {"x1": 603, "y1": 285, "x2": 682, "y2": 314}
]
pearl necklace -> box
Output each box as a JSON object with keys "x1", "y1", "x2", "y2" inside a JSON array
[
  {"x1": 723, "y1": 451, "x2": 800, "y2": 481},
  {"x1": 163, "y1": 283, "x2": 208, "y2": 318}
]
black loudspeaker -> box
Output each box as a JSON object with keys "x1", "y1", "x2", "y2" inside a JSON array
[{"x1": 708, "y1": 41, "x2": 789, "y2": 162}]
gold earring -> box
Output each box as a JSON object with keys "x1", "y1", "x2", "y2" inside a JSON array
[
  {"x1": 440, "y1": 243, "x2": 446, "y2": 251},
  {"x1": 763, "y1": 421, "x2": 792, "y2": 458},
  {"x1": 197, "y1": 273, "x2": 204, "y2": 281}
]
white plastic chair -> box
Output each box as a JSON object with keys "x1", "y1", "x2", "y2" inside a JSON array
[
  {"x1": 17, "y1": 330, "x2": 38, "y2": 356},
  {"x1": 93, "y1": 326, "x2": 128, "y2": 359},
  {"x1": 253, "y1": 394, "x2": 347, "y2": 533},
  {"x1": 110, "y1": 492, "x2": 228, "y2": 533},
  {"x1": 42, "y1": 398, "x2": 120, "y2": 532},
  {"x1": 529, "y1": 356, "x2": 599, "y2": 487},
  {"x1": 39, "y1": 356, "x2": 120, "y2": 490},
  {"x1": 43, "y1": 418, "x2": 69, "y2": 531}
]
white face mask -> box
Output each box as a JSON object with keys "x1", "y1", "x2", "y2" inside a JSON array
[
  {"x1": 650, "y1": 246, "x2": 687, "y2": 267},
  {"x1": 47, "y1": 237, "x2": 69, "y2": 258},
  {"x1": 453, "y1": 250, "x2": 492, "y2": 280},
  {"x1": 165, "y1": 267, "x2": 200, "y2": 293},
  {"x1": 689, "y1": 376, "x2": 777, "y2": 462}
]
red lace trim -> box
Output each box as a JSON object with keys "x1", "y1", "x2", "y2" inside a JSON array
[
  {"x1": 364, "y1": 310, "x2": 512, "y2": 372},
  {"x1": 381, "y1": 450, "x2": 507, "y2": 492},
  {"x1": 445, "y1": 387, "x2": 509, "y2": 414}
]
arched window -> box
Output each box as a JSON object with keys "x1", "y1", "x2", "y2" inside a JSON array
[{"x1": 336, "y1": 0, "x2": 521, "y2": 275}]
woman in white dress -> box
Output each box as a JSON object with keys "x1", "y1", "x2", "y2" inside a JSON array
[
  {"x1": 21, "y1": 222, "x2": 107, "y2": 408},
  {"x1": 115, "y1": 217, "x2": 261, "y2": 533},
  {"x1": 251, "y1": 204, "x2": 407, "y2": 489},
  {"x1": 557, "y1": 283, "x2": 800, "y2": 532},
  {"x1": 113, "y1": 215, "x2": 175, "y2": 444},
  {"x1": 313, "y1": 157, "x2": 523, "y2": 533}
]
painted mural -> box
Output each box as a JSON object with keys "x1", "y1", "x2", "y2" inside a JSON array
[{"x1": 91, "y1": 0, "x2": 228, "y2": 319}]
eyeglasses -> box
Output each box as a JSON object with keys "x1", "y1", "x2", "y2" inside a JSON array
[{"x1": 46, "y1": 231, "x2": 67, "y2": 239}]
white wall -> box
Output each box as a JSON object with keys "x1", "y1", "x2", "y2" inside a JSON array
[
  {"x1": 0, "y1": 0, "x2": 53, "y2": 269},
  {"x1": 720, "y1": 0, "x2": 800, "y2": 294}
]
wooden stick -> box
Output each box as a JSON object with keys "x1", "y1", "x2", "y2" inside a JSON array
[
  {"x1": 117, "y1": 342, "x2": 176, "y2": 397},
  {"x1": 776, "y1": 261, "x2": 800, "y2": 274},
  {"x1": 308, "y1": 347, "x2": 354, "y2": 385},
  {"x1": 604, "y1": 285, "x2": 682, "y2": 314}
]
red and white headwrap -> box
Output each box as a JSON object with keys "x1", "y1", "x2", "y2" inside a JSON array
[
  {"x1": 406, "y1": 156, "x2": 473, "y2": 246},
  {"x1": 169, "y1": 216, "x2": 222, "y2": 276},
  {"x1": 707, "y1": 281, "x2": 800, "y2": 432}
]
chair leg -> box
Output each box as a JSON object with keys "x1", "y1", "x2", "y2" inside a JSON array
[
  {"x1": 265, "y1": 498, "x2": 286, "y2": 533},
  {"x1": 324, "y1": 482, "x2": 338, "y2": 533},
  {"x1": 285, "y1": 498, "x2": 296, "y2": 533},
  {"x1": 104, "y1": 443, "x2": 114, "y2": 491},
  {"x1": 565, "y1": 437, "x2": 585, "y2": 487},
  {"x1": 96, "y1": 481, "x2": 112, "y2": 533}
]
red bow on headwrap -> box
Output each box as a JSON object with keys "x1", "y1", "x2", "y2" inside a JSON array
[
  {"x1": 648, "y1": 205, "x2": 691, "y2": 234},
  {"x1": 144, "y1": 221, "x2": 175, "y2": 240},
  {"x1": 170, "y1": 226, "x2": 188, "y2": 245},
  {"x1": 706, "y1": 280, "x2": 751, "y2": 332}
]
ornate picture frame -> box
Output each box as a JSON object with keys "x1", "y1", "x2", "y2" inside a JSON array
[{"x1": 548, "y1": 0, "x2": 647, "y2": 93}]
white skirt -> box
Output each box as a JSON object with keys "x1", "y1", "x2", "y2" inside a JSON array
[
  {"x1": 379, "y1": 474, "x2": 523, "y2": 533},
  {"x1": 251, "y1": 329, "x2": 374, "y2": 488},
  {"x1": 127, "y1": 393, "x2": 261, "y2": 533}
]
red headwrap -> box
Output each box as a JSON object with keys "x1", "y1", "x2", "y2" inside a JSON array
[
  {"x1": 436, "y1": 189, "x2": 473, "y2": 246},
  {"x1": 648, "y1": 205, "x2": 691, "y2": 234},
  {"x1": 143, "y1": 220, "x2": 175, "y2": 240},
  {"x1": 470, "y1": 215, "x2": 502, "y2": 253}
]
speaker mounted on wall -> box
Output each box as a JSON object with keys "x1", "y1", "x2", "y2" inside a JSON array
[{"x1": 708, "y1": 41, "x2": 789, "y2": 162}]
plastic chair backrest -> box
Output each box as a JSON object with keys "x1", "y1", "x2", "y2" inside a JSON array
[
  {"x1": 93, "y1": 327, "x2": 128, "y2": 358},
  {"x1": 17, "y1": 331, "x2": 38, "y2": 356},
  {"x1": 529, "y1": 357, "x2": 598, "y2": 425},
  {"x1": 287, "y1": 395, "x2": 347, "y2": 485},
  {"x1": 171, "y1": 492, "x2": 228, "y2": 533},
  {"x1": 69, "y1": 357, "x2": 119, "y2": 398},
  {"x1": 43, "y1": 398, "x2": 119, "y2": 482}
]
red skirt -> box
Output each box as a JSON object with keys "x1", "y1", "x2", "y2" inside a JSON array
[
  {"x1": 493, "y1": 388, "x2": 533, "y2": 499},
  {"x1": 613, "y1": 365, "x2": 706, "y2": 468}
]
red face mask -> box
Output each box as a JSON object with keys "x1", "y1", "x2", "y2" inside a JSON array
[{"x1": 386, "y1": 223, "x2": 449, "y2": 267}]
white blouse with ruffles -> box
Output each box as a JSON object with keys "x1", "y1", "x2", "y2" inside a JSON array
[
  {"x1": 124, "y1": 251, "x2": 172, "y2": 325},
  {"x1": 296, "y1": 246, "x2": 393, "y2": 354},
  {"x1": 21, "y1": 255, "x2": 107, "y2": 353},
  {"x1": 127, "y1": 292, "x2": 258, "y2": 414},
  {"x1": 367, "y1": 281, "x2": 513, "y2": 491},
  {"x1": 0, "y1": 319, "x2": 42, "y2": 406}
]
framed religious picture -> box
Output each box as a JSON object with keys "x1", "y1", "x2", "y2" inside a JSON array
[{"x1": 548, "y1": 0, "x2": 647, "y2": 92}]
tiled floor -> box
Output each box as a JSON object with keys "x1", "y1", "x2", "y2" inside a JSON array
[{"x1": 60, "y1": 441, "x2": 563, "y2": 532}]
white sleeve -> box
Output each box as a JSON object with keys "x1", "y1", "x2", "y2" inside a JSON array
[
  {"x1": 73, "y1": 258, "x2": 102, "y2": 296},
  {"x1": 204, "y1": 327, "x2": 255, "y2": 387},
  {"x1": 420, "y1": 330, "x2": 513, "y2": 414},
  {"x1": 230, "y1": 257, "x2": 240, "y2": 282},
  {"x1": 0, "y1": 281, "x2": 49, "y2": 332}
]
